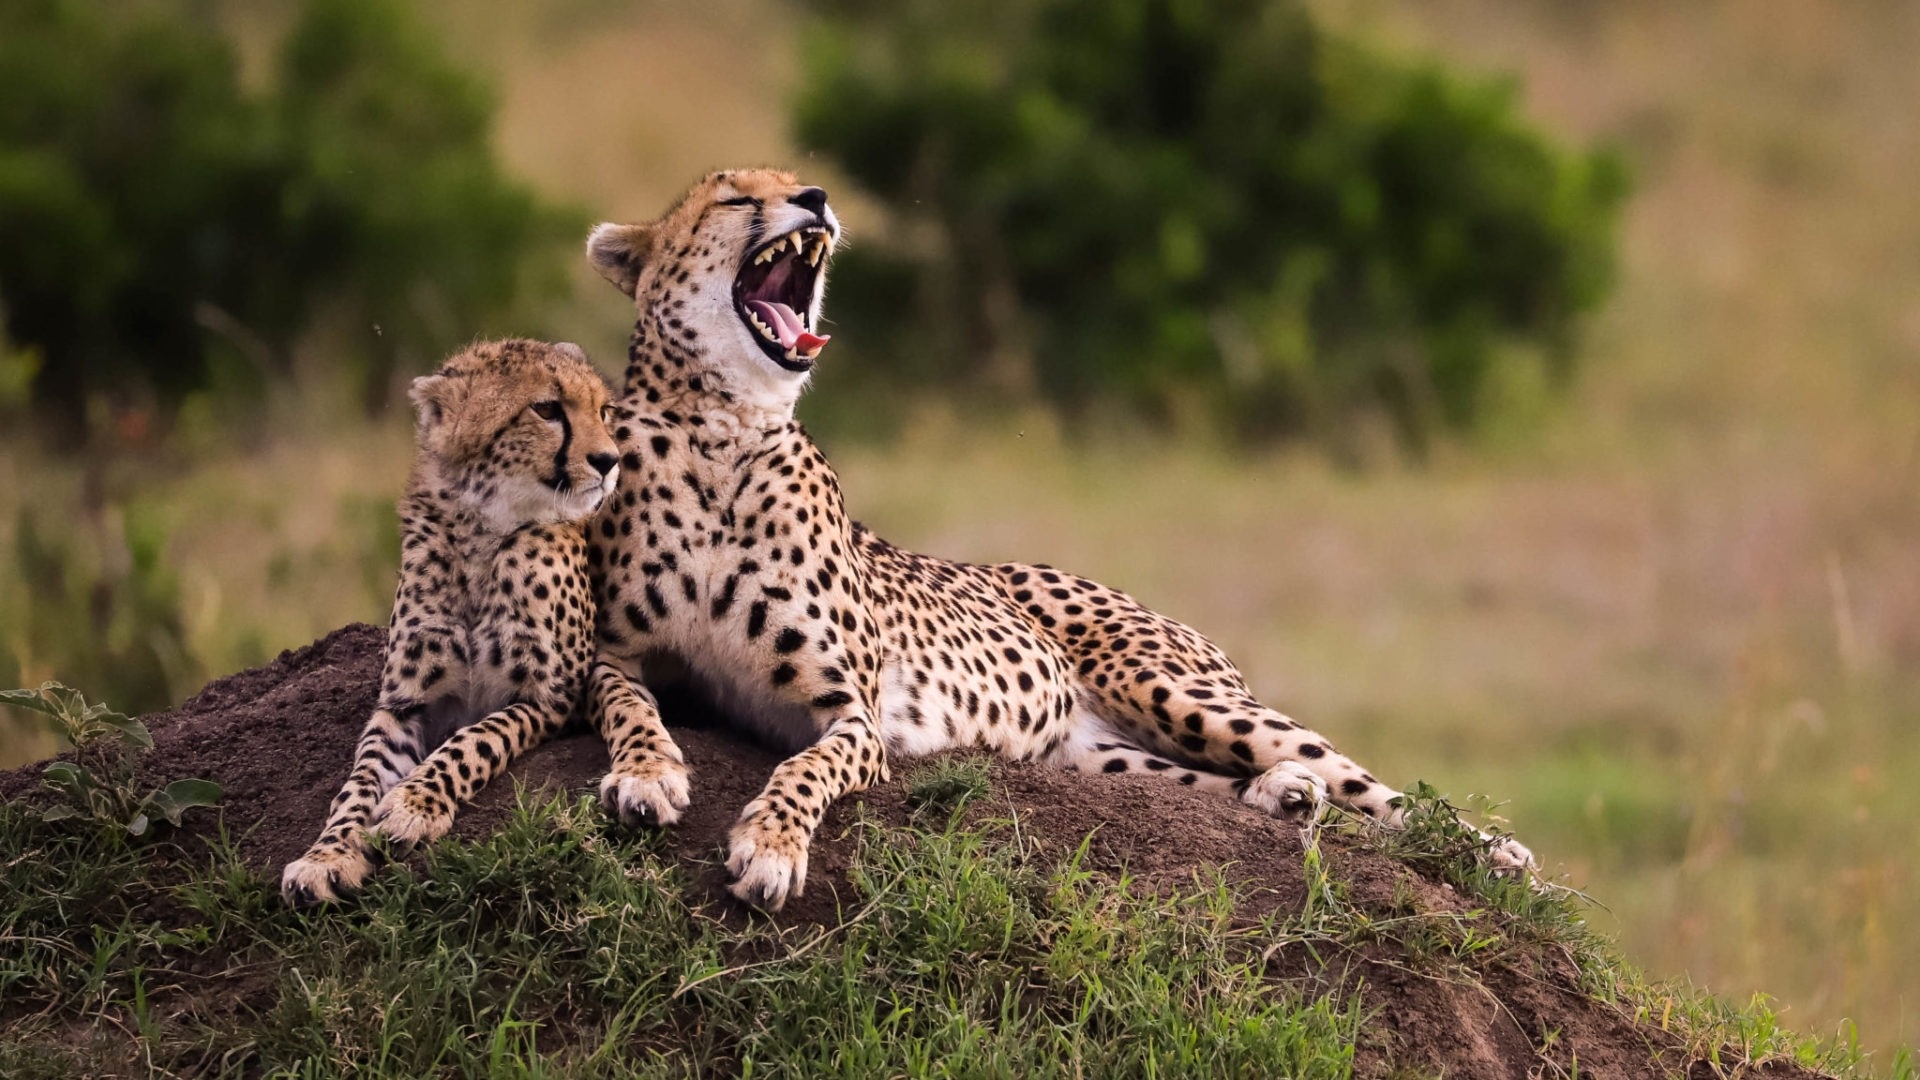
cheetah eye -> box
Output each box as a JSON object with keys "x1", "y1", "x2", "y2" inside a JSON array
[
  {"x1": 530, "y1": 400, "x2": 563, "y2": 422},
  {"x1": 600, "y1": 404, "x2": 615, "y2": 425},
  {"x1": 716, "y1": 195, "x2": 759, "y2": 208}
]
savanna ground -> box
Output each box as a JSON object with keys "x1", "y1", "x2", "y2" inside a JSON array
[{"x1": 2, "y1": 0, "x2": 1916, "y2": 1066}]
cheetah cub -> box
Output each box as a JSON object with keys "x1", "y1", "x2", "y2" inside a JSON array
[{"x1": 281, "y1": 339, "x2": 668, "y2": 905}]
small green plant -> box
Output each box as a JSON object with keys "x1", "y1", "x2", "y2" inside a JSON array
[
  {"x1": 0, "y1": 682, "x2": 220, "y2": 837},
  {"x1": 903, "y1": 755, "x2": 992, "y2": 817},
  {"x1": 7, "y1": 501, "x2": 197, "y2": 717},
  {"x1": 1382, "y1": 781, "x2": 1524, "y2": 885}
]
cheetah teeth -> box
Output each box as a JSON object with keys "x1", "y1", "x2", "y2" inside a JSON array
[{"x1": 753, "y1": 228, "x2": 831, "y2": 267}]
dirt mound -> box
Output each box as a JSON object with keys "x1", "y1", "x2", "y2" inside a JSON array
[{"x1": 4, "y1": 625, "x2": 1826, "y2": 1080}]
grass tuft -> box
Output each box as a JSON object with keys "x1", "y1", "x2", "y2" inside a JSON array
[{"x1": 902, "y1": 756, "x2": 992, "y2": 818}]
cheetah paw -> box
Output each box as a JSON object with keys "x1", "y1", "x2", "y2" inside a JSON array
[
  {"x1": 600, "y1": 756, "x2": 691, "y2": 827},
  {"x1": 281, "y1": 843, "x2": 376, "y2": 907},
  {"x1": 1241, "y1": 760, "x2": 1328, "y2": 824},
  {"x1": 370, "y1": 781, "x2": 456, "y2": 849},
  {"x1": 725, "y1": 801, "x2": 811, "y2": 911}
]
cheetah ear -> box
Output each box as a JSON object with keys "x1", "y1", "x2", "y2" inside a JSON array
[
  {"x1": 587, "y1": 222, "x2": 656, "y2": 297},
  {"x1": 408, "y1": 372, "x2": 468, "y2": 454}
]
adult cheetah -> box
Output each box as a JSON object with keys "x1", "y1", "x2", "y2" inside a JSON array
[
  {"x1": 281, "y1": 339, "x2": 678, "y2": 905},
  {"x1": 583, "y1": 170, "x2": 1535, "y2": 909}
]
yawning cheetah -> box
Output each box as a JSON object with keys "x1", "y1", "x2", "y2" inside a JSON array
[{"x1": 580, "y1": 170, "x2": 1536, "y2": 909}]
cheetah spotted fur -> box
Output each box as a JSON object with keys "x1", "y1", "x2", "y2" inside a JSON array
[{"x1": 584, "y1": 171, "x2": 1537, "y2": 910}]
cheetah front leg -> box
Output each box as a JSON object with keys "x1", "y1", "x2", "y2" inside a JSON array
[
  {"x1": 589, "y1": 658, "x2": 690, "y2": 826},
  {"x1": 724, "y1": 614, "x2": 888, "y2": 910},
  {"x1": 370, "y1": 525, "x2": 595, "y2": 850},
  {"x1": 728, "y1": 714, "x2": 886, "y2": 910},
  {"x1": 369, "y1": 698, "x2": 574, "y2": 848},
  {"x1": 282, "y1": 623, "x2": 466, "y2": 906},
  {"x1": 283, "y1": 709, "x2": 429, "y2": 905}
]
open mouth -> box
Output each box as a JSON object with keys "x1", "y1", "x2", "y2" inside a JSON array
[{"x1": 734, "y1": 226, "x2": 833, "y2": 373}]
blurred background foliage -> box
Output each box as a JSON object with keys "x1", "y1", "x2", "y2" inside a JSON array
[
  {"x1": 0, "y1": 0, "x2": 1915, "y2": 1062},
  {"x1": 799, "y1": 0, "x2": 1626, "y2": 448},
  {"x1": 0, "y1": 0, "x2": 579, "y2": 436},
  {"x1": 0, "y1": 0, "x2": 1627, "y2": 451}
]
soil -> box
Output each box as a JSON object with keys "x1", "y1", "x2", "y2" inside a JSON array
[{"x1": 2, "y1": 624, "x2": 1828, "y2": 1080}]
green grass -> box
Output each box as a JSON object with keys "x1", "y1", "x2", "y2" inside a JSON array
[
  {"x1": 902, "y1": 755, "x2": 993, "y2": 818},
  {"x1": 2, "y1": 766, "x2": 1905, "y2": 1079},
  {"x1": 0, "y1": 784, "x2": 1363, "y2": 1078}
]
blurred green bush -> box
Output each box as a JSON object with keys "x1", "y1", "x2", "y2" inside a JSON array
[
  {"x1": 0, "y1": 0, "x2": 579, "y2": 437},
  {"x1": 796, "y1": 0, "x2": 1629, "y2": 448},
  {"x1": 5, "y1": 502, "x2": 191, "y2": 719}
]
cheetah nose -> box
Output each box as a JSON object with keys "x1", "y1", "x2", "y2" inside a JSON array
[
  {"x1": 587, "y1": 452, "x2": 618, "y2": 477},
  {"x1": 790, "y1": 186, "x2": 828, "y2": 215}
]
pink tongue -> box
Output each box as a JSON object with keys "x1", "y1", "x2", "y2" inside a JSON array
[{"x1": 747, "y1": 300, "x2": 830, "y2": 355}]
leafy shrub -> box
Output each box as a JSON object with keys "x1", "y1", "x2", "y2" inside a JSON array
[
  {"x1": 0, "y1": 0, "x2": 578, "y2": 437},
  {"x1": 795, "y1": 0, "x2": 1629, "y2": 448},
  {"x1": 0, "y1": 682, "x2": 220, "y2": 837},
  {"x1": 5, "y1": 503, "x2": 193, "y2": 716}
]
